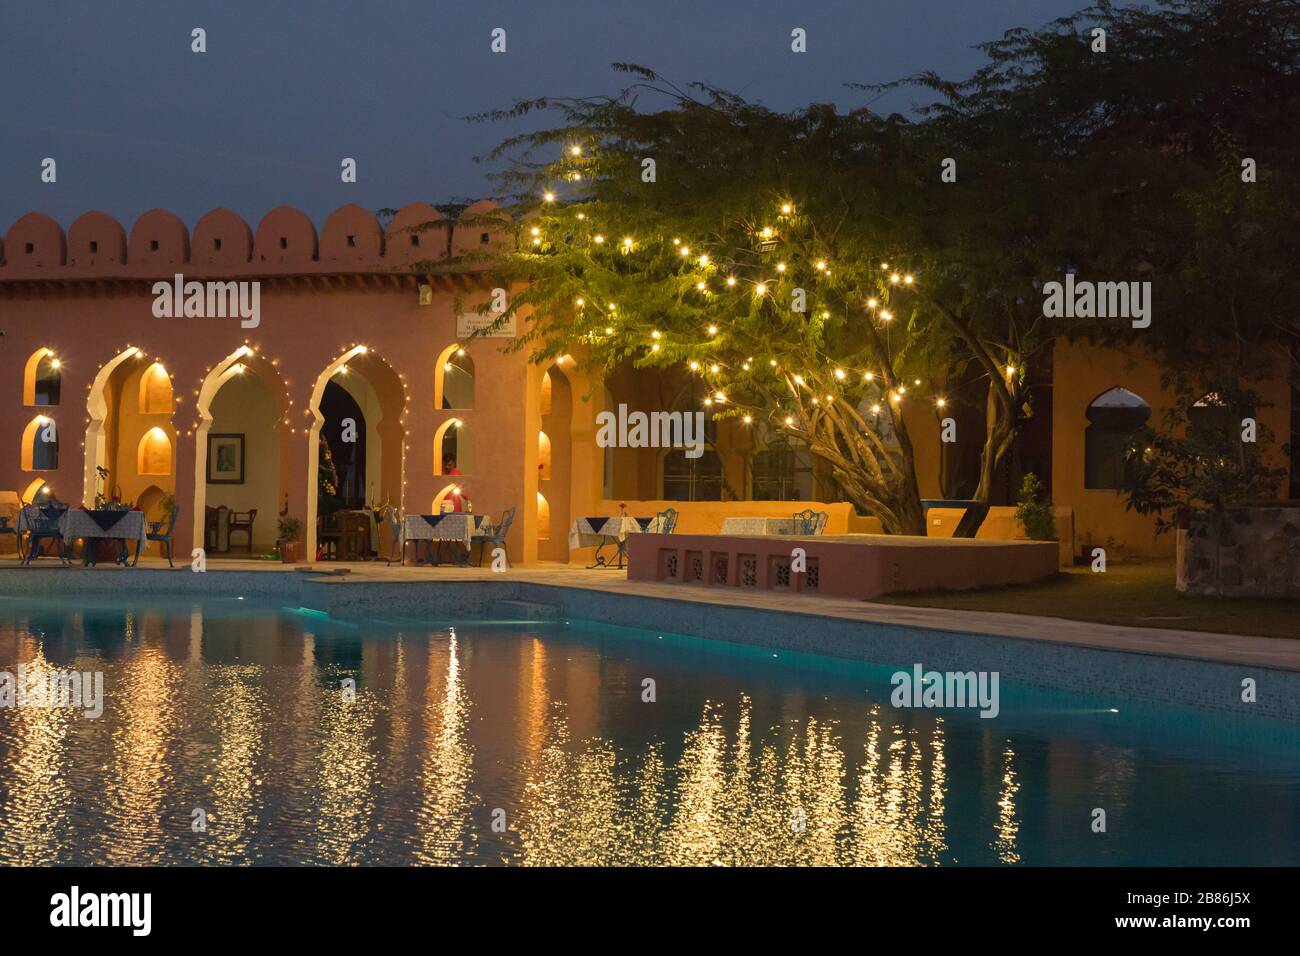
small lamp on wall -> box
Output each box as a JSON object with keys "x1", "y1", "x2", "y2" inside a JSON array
[{"x1": 419, "y1": 283, "x2": 433, "y2": 306}]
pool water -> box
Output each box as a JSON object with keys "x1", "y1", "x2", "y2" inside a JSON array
[{"x1": 0, "y1": 595, "x2": 1296, "y2": 866}]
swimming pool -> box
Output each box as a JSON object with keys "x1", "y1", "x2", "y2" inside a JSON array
[{"x1": 1, "y1": 595, "x2": 1296, "y2": 865}]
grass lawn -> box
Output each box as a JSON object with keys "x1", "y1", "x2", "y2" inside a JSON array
[{"x1": 880, "y1": 559, "x2": 1300, "y2": 640}]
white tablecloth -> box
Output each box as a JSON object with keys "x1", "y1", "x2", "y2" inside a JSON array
[
  {"x1": 567, "y1": 515, "x2": 662, "y2": 549},
  {"x1": 719, "y1": 516, "x2": 799, "y2": 536},
  {"x1": 403, "y1": 513, "x2": 487, "y2": 549},
  {"x1": 59, "y1": 509, "x2": 147, "y2": 547}
]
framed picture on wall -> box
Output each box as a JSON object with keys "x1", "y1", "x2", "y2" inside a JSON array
[{"x1": 207, "y1": 433, "x2": 245, "y2": 484}]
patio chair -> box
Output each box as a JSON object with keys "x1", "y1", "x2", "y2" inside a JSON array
[
  {"x1": 147, "y1": 504, "x2": 180, "y2": 567},
  {"x1": 473, "y1": 506, "x2": 515, "y2": 567},
  {"x1": 655, "y1": 507, "x2": 679, "y2": 534},
  {"x1": 0, "y1": 514, "x2": 17, "y2": 556},
  {"x1": 385, "y1": 508, "x2": 405, "y2": 566},
  {"x1": 227, "y1": 508, "x2": 257, "y2": 554},
  {"x1": 793, "y1": 508, "x2": 829, "y2": 535},
  {"x1": 20, "y1": 504, "x2": 70, "y2": 566}
]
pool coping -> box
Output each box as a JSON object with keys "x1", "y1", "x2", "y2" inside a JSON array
[{"x1": 1, "y1": 563, "x2": 1295, "y2": 672}]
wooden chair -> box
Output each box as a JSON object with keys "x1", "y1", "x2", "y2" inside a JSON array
[{"x1": 227, "y1": 508, "x2": 257, "y2": 553}]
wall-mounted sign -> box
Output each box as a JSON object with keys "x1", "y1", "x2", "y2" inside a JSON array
[{"x1": 457, "y1": 312, "x2": 515, "y2": 338}]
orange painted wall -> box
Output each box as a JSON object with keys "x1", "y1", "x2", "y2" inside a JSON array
[{"x1": 1052, "y1": 337, "x2": 1291, "y2": 559}]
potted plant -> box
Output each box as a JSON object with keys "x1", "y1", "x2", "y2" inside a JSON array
[{"x1": 277, "y1": 515, "x2": 305, "y2": 564}]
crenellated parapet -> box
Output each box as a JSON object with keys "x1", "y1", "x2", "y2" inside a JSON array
[{"x1": 0, "y1": 200, "x2": 513, "y2": 281}]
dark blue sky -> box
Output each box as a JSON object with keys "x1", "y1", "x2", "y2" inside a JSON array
[{"x1": 0, "y1": 0, "x2": 1086, "y2": 230}]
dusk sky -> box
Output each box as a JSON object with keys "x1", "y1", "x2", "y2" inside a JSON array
[{"x1": 2, "y1": 0, "x2": 1087, "y2": 229}]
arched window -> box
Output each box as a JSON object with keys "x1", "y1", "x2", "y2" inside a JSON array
[
  {"x1": 138, "y1": 362, "x2": 173, "y2": 414},
  {"x1": 1084, "y1": 387, "x2": 1150, "y2": 490},
  {"x1": 22, "y1": 415, "x2": 59, "y2": 470},
  {"x1": 436, "y1": 346, "x2": 475, "y2": 409},
  {"x1": 660, "y1": 385, "x2": 723, "y2": 500},
  {"x1": 1189, "y1": 392, "x2": 1243, "y2": 445},
  {"x1": 24, "y1": 349, "x2": 61, "y2": 406},
  {"x1": 434, "y1": 419, "x2": 473, "y2": 476},
  {"x1": 752, "y1": 435, "x2": 814, "y2": 501}
]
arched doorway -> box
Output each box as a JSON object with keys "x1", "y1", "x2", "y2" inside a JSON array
[
  {"x1": 307, "y1": 347, "x2": 405, "y2": 558},
  {"x1": 193, "y1": 346, "x2": 289, "y2": 556}
]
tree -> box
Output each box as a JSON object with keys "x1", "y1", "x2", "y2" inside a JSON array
[{"x1": 467, "y1": 73, "x2": 1041, "y2": 533}]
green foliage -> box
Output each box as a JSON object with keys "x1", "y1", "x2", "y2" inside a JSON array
[
  {"x1": 1124, "y1": 389, "x2": 1287, "y2": 534},
  {"x1": 277, "y1": 515, "x2": 303, "y2": 542},
  {"x1": 1015, "y1": 472, "x2": 1057, "y2": 541}
]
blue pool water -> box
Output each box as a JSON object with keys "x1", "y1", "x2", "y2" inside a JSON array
[{"x1": 0, "y1": 594, "x2": 1296, "y2": 865}]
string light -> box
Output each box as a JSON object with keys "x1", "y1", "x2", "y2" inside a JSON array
[{"x1": 707, "y1": 325, "x2": 718, "y2": 336}]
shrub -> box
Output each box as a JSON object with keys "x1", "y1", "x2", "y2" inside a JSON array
[{"x1": 1015, "y1": 472, "x2": 1057, "y2": 540}]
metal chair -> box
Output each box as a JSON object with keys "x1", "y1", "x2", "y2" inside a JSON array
[
  {"x1": 792, "y1": 508, "x2": 829, "y2": 535},
  {"x1": 19, "y1": 504, "x2": 69, "y2": 566},
  {"x1": 227, "y1": 508, "x2": 257, "y2": 553},
  {"x1": 473, "y1": 507, "x2": 515, "y2": 567},
  {"x1": 147, "y1": 504, "x2": 180, "y2": 567},
  {"x1": 655, "y1": 507, "x2": 679, "y2": 534}
]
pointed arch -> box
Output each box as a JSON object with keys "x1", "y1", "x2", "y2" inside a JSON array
[
  {"x1": 307, "y1": 346, "x2": 405, "y2": 556},
  {"x1": 193, "y1": 345, "x2": 290, "y2": 551},
  {"x1": 21, "y1": 414, "x2": 58, "y2": 471},
  {"x1": 137, "y1": 427, "x2": 173, "y2": 476},
  {"x1": 23, "y1": 348, "x2": 62, "y2": 406},
  {"x1": 434, "y1": 343, "x2": 475, "y2": 409},
  {"x1": 83, "y1": 346, "x2": 148, "y2": 505},
  {"x1": 138, "y1": 361, "x2": 174, "y2": 414}
]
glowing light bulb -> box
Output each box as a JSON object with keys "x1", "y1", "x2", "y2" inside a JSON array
[
  {"x1": 776, "y1": 262, "x2": 786, "y2": 272},
  {"x1": 936, "y1": 398, "x2": 947, "y2": 408},
  {"x1": 651, "y1": 330, "x2": 661, "y2": 339},
  {"x1": 689, "y1": 360, "x2": 699, "y2": 370},
  {"x1": 710, "y1": 364, "x2": 720, "y2": 374},
  {"x1": 784, "y1": 416, "x2": 794, "y2": 425},
  {"x1": 834, "y1": 369, "x2": 846, "y2": 380},
  {"x1": 576, "y1": 297, "x2": 585, "y2": 306},
  {"x1": 543, "y1": 191, "x2": 556, "y2": 203},
  {"x1": 726, "y1": 276, "x2": 737, "y2": 286},
  {"x1": 867, "y1": 298, "x2": 878, "y2": 309},
  {"x1": 570, "y1": 145, "x2": 582, "y2": 156},
  {"x1": 755, "y1": 284, "x2": 767, "y2": 296},
  {"x1": 594, "y1": 234, "x2": 605, "y2": 244},
  {"x1": 864, "y1": 371, "x2": 875, "y2": 382},
  {"x1": 707, "y1": 325, "x2": 718, "y2": 335},
  {"x1": 743, "y1": 415, "x2": 753, "y2": 424},
  {"x1": 780, "y1": 203, "x2": 793, "y2": 214}
]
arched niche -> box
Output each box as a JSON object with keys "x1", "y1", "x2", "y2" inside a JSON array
[
  {"x1": 138, "y1": 362, "x2": 174, "y2": 414},
  {"x1": 21, "y1": 414, "x2": 58, "y2": 470},
  {"x1": 137, "y1": 427, "x2": 173, "y2": 476}
]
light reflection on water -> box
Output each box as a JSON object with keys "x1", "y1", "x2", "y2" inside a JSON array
[{"x1": 0, "y1": 597, "x2": 1296, "y2": 866}]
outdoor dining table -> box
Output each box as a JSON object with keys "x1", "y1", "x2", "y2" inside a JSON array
[
  {"x1": 59, "y1": 508, "x2": 148, "y2": 566},
  {"x1": 719, "y1": 516, "x2": 800, "y2": 536},
  {"x1": 568, "y1": 515, "x2": 663, "y2": 569},
  {"x1": 402, "y1": 513, "x2": 488, "y2": 565}
]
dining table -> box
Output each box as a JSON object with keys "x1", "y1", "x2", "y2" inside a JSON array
[
  {"x1": 402, "y1": 513, "x2": 488, "y2": 565},
  {"x1": 59, "y1": 508, "x2": 148, "y2": 565},
  {"x1": 567, "y1": 515, "x2": 664, "y2": 569}
]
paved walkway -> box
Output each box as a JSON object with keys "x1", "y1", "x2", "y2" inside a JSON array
[{"x1": 2, "y1": 555, "x2": 1297, "y2": 671}]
